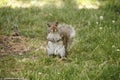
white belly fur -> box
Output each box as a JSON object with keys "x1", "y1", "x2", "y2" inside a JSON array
[{"x1": 47, "y1": 41, "x2": 65, "y2": 58}]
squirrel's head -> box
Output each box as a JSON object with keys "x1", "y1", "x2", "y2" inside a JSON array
[{"x1": 47, "y1": 21, "x2": 59, "y2": 32}]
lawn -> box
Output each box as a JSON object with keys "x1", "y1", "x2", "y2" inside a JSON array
[{"x1": 0, "y1": 0, "x2": 120, "y2": 80}]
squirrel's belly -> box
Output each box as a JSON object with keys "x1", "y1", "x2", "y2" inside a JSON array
[
  {"x1": 54, "y1": 43, "x2": 65, "y2": 55},
  {"x1": 47, "y1": 41, "x2": 65, "y2": 56}
]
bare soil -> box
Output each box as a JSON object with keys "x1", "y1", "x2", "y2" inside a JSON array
[{"x1": 0, "y1": 35, "x2": 29, "y2": 55}]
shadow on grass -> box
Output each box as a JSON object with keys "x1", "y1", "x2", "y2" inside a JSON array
[{"x1": 0, "y1": 0, "x2": 119, "y2": 37}]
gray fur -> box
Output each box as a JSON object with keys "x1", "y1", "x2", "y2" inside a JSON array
[{"x1": 46, "y1": 23, "x2": 75, "y2": 59}]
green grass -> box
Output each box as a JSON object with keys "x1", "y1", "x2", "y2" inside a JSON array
[{"x1": 0, "y1": 0, "x2": 120, "y2": 80}]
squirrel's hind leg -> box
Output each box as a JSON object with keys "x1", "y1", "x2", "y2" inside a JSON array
[{"x1": 58, "y1": 46, "x2": 66, "y2": 60}]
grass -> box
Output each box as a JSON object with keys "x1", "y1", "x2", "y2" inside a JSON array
[{"x1": 0, "y1": 0, "x2": 120, "y2": 80}]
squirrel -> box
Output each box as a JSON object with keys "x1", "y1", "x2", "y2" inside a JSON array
[{"x1": 46, "y1": 21, "x2": 75, "y2": 59}]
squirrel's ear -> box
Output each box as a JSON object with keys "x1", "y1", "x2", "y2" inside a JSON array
[
  {"x1": 47, "y1": 23, "x2": 50, "y2": 27},
  {"x1": 55, "y1": 21, "x2": 59, "y2": 26}
]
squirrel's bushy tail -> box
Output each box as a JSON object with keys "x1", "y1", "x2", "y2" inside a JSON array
[
  {"x1": 57, "y1": 24, "x2": 75, "y2": 49},
  {"x1": 69, "y1": 25, "x2": 75, "y2": 39}
]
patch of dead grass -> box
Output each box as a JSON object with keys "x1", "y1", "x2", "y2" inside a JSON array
[{"x1": 0, "y1": 35, "x2": 29, "y2": 55}]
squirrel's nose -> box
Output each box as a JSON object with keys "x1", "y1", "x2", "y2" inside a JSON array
[
  {"x1": 52, "y1": 27, "x2": 56, "y2": 32},
  {"x1": 53, "y1": 29, "x2": 56, "y2": 32}
]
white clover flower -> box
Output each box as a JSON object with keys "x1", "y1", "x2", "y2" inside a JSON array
[
  {"x1": 112, "y1": 45, "x2": 115, "y2": 48},
  {"x1": 116, "y1": 49, "x2": 120, "y2": 51},
  {"x1": 38, "y1": 72, "x2": 42, "y2": 75},
  {"x1": 58, "y1": 72, "x2": 60, "y2": 74},
  {"x1": 96, "y1": 22, "x2": 98, "y2": 24},
  {"x1": 112, "y1": 20, "x2": 115, "y2": 23},
  {"x1": 100, "y1": 16, "x2": 103, "y2": 20},
  {"x1": 99, "y1": 27, "x2": 102, "y2": 30}
]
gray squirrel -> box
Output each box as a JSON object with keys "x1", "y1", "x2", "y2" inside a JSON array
[{"x1": 46, "y1": 21, "x2": 75, "y2": 59}]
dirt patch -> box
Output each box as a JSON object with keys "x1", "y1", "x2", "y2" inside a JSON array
[{"x1": 0, "y1": 35, "x2": 29, "y2": 55}]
